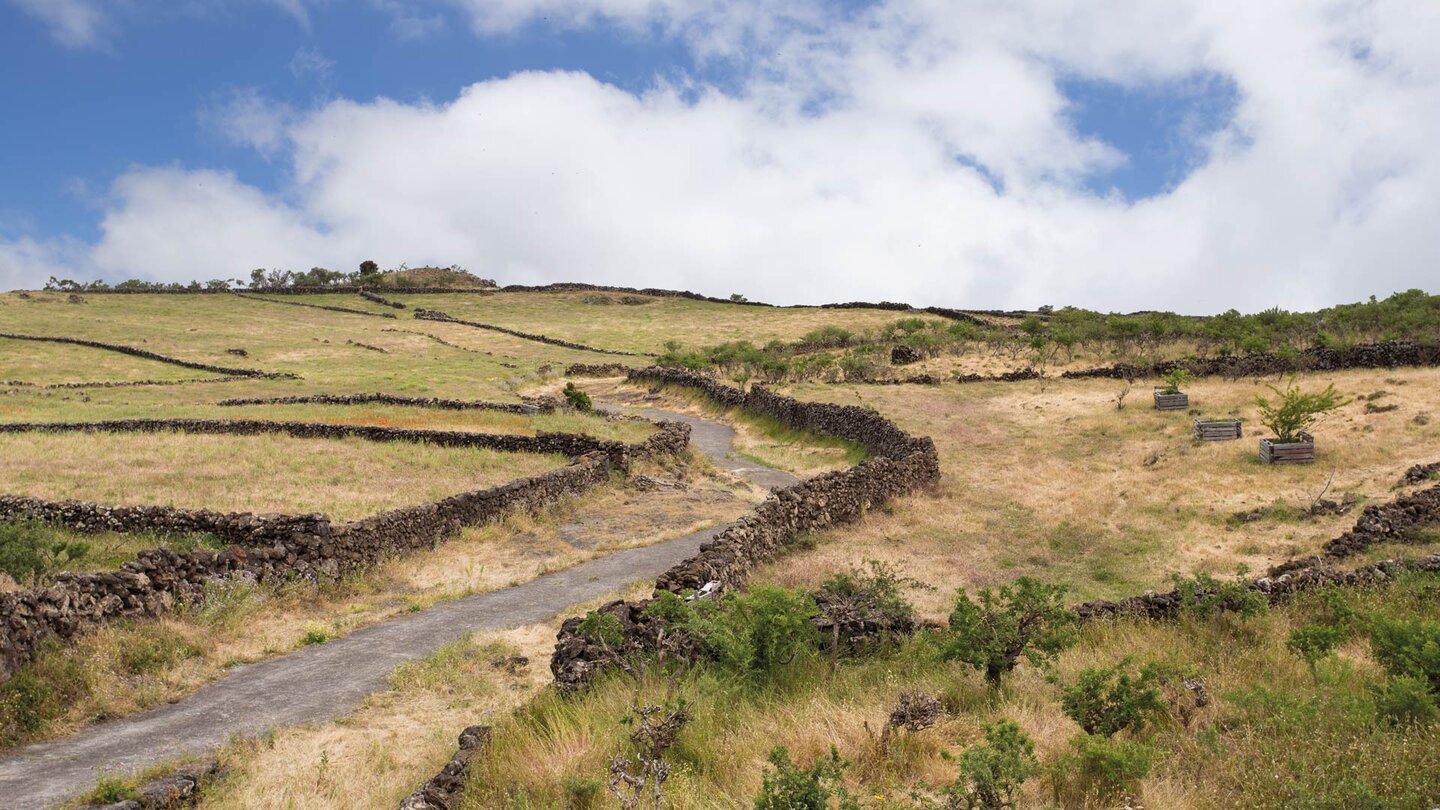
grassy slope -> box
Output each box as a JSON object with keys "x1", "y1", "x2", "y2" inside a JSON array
[{"x1": 461, "y1": 574, "x2": 1440, "y2": 809}]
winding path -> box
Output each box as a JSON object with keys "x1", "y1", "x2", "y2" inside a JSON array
[{"x1": 0, "y1": 405, "x2": 797, "y2": 810}]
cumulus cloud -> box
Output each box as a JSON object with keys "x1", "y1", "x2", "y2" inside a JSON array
[
  {"x1": 8, "y1": 0, "x2": 109, "y2": 48},
  {"x1": 7, "y1": 0, "x2": 1440, "y2": 312}
]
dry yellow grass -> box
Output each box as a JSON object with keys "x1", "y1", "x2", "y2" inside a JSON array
[
  {"x1": 9, "y1": 468, "x2": 753, "y2": 748},
  {"x1": 752, "y1": 367, "x2": 1440, "y2": 611},
  {"x1": 0, "y1": 430, "x2": 563, "y2": 521}
]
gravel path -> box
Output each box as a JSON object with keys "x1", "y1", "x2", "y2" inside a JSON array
[{"x1": 0, "y1": 405, "x2": 797, "y2": 810}]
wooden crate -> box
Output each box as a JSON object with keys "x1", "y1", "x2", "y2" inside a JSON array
[
  {"x1": 1260, "y1": 432, "x2": 1315, "y2": 464},
  {"x1": 1193, "y1": 419, "x2": 1242, "y2": 441},
  {"x1": 1154, "y1": 389, "x2": 1190, "y2": 411}
]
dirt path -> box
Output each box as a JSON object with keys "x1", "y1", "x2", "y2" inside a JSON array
[{"x1": 0, "y1": 405, "x2": 798, "y2": 810}]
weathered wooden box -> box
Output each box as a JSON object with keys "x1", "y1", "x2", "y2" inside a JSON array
[
  {"x1": 1260, "y1": 432, "x2": 1315, "y2": 464},
  {"x1": 1193, "y1": 419, "x2": 1243, "y2": 441},
  {"x1": 1154, "y1": 389, "x2": 1190, "y2": 411}
]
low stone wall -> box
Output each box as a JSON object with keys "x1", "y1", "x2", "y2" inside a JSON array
[
  {"x1": 0, "y1": 495, "x2": 329, "y2": 546},
  {"x1": 549, "y1": 368, "x2": 940, "y2": 689},
  {"x1": 77, "y1": 759, "x2": 221, "y2": 810},
  {"x1": 359, "y1": 290, "x2": 406, "y2": 309},
  {"x1": 1265, "y1": 482, "x2": 1440, "y2": 576},
  {"x1": 0, "y1": 418, "x2": 630, "y2": 471},
  {"x1": 414, "y1": 309, "x2": 655, "y2": 357},
  {"x1": 0, "y1": 333, "x2": 292, "y2": 379},
  {"x1": 0, "y1": 456, "x2": 615, "y2": 680},
  {"x1": 1061, "y1": 340, "x2": 1440, "y2": 381},
  {"x1": 1403, "y1": 461, "x2": 1440, "y2": 485},
  {"x1": 565, "y1": 362, "x2": 632, "y2": 377},
  {"x1": 396, "y1": 726, "x2": 490, "y2": 810},
  {"x1": 216, "y1": 393, "x2": 556, "y2": 415},
  {"x1": 233, "y1": 293, "x2": 398, "y2": 319}
]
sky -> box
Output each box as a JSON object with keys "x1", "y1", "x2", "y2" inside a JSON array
[{"x1": 1, "y1": 1, "x2": 1437, "y2": 313}]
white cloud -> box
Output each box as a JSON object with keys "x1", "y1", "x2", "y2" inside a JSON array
[
  {"x1": 8, "y1": 0, "x2": 109, "y2": 48},
  {"x1": 373, "y1": 0, "x2": 445, "y2": 41},
  {"x1": 199, "y1": 88, "x2": 297, "y2": 157},
  {"x1": 7, "y1": 0, "x2": 1440, "y2": 312}
]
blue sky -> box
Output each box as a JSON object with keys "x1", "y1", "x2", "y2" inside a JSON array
[{"x1": 2, "y1": 1, "x2": 1436, "y2": 312}]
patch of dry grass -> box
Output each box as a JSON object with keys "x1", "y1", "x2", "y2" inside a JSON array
[
  {"x1": 0, "y1": 430, "x2": 563, "y2": 521},
  {"x1": 753, "y1": 368, "x2": 1440, "y2": 609}
]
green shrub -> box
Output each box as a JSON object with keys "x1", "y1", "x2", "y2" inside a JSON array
[
  {"x1": 1286, "y1": 624, "x2": 1345, "y2": 678},
  {"x1": 1051, "y1": 735, "x2": 1156, "y2": 803},
  {"x1": 89, "y1": 776, "x2": 138, "y2": 804},
  {"x1": 1255, "y1": 378, "x2": 1349, "y2": 442},
  {"x1": 753, "y1": 746, "x2": 856, "y2": 810},
  {"x1": 944, "y1": 577, "x2": 1077, "y2": 685},
  {"x1": 1159, "y1": 367, "x2": 1190, "y2": 394},
  {"x1": 1372, "y1": 675, "x2": 1439, "y2": 727},
  {"x1": 1057, "y1": 660, "x2": 1164, "y2": 737},
  {"x1": 0, "y1": 644, "x2": 91, "y2": 744},
  {"x1": 1168, "y1": 570, "x2": 1267, "y2": 620},
  {"x1": 560, "y1": 774, "x2": 603, "y2": 809},
  {"x1": 814, "y1": 560, "x2": 921, "y2": 664},
  {"x1": 1369, "y1": 617, "x2": 1440, "y2": 693},
  {"x1": 562, "y1": 382, "x2": 593, "y2": 411},
  {"x1": 0, "y1": 519, "x2": 90, "y2": 586},
  {"x1": 945, "y1": 720, "x2": 1040, "y2": 810},
  {"x1": 576, "y1": 612, "x2": 625, "y2": 648},
  {"x1": 300, "y1": 626, "x2": 333, "y2": 646},
  {"x1": 689, "y1": 586, "x2": 819, "y2": 675}
]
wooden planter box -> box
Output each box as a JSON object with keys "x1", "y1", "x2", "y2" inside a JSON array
[
  {"x1": 1193, "y1": 419, "x2": 1243, "y2": 441},
  {"x1": 1260, "y1": 432, "x2": 1315, "y2": 464},
  {"x1": 1154, "y1": 389, "x2": 1189, "y2": 411}
]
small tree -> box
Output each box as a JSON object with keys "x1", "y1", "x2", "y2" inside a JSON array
[
  {"x1": 946, "y1": 720, "x2": 1039, "y2": 809},
  {"x1": 608, "y1": 696, "x2": 690, "y2": 810},
  {"x1": 944, "y1": 578, "x2": 1077, "y2": 685},
  {"x1": 1255, "y1": 378, "x2": 1349, "y2": 442},
  {"x1": 358, "y1": 259, "x2": 380, "y2": 277},
  {"x1": 563, "y1": 382, "x2": 593, "y2": 412},
  {"x1": 1058, "y1": 660, "x2": 1164, "y2": 737},
  {"x1": 753, "y1": 746, "x2": 857, "y2": 810},
  {"x1": 1159, "y1": 367, "x2": 1189, "y2": 395}
]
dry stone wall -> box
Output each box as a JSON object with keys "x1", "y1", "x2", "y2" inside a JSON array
[
  {"x1": 0, "y1": 418, "x2": 631, "y2": 470},
  {"x1": 0, "y1": 456, "x2": 615, "y2": 680},
  {"x1": 233, "y1": 293, "x2": 398, "y2": 319},
  {"x1": 550, "y1": 367, "x2": 940, "y2": 689},
  {"x1": 1061, "y1": 340, "x2": 1440, "y2": 381},
  {"x1": 414, "y1": 309, "x2": 656, "y2": 357},
  {"x1": 359, "y1": 290, "x2": 406, "y2": 309},
  {"x1": 395, "y1": 725, "x2": 490, "y2": 810},
  {"x1": 0, "y1": 333, "x2": 292, "y2": 379},
  {"x1": 216, "y1": 393, "x2": 556, "y2": 415}
]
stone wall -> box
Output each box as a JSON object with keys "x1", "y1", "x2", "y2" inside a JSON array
[
  {"x1": 565, "y1": 362, "x2": 632, "y2": 377},
  {"x1": 359, "y1": 290, "x2": 406, "y2": 309},
  {"x1": 1265, "y1": 482, "x2": 1440, "y2": 576},
  {"x1": 0, "y1": 455, "x2": 615, "y2": 680},
  {"x1": 233, "y1": 293, "x2": 398, "y2": 319},
  {"x1": 0, "y1": 418, "x2": 632, "y2": 471},
  {"x1": 216, "y1": 393, "x2": 556, "y2": 415},
  {"x1": 396, "y1": 726, "x2": 490, "y2": 810},
  {"x1": 0, "y1": 495, "x2": 330, "y2": 546},
  {"x1": 0, "y1": 332, "x2": 292, "y2": 379},
  {"x1": 1061, "y1": 340, "x2": 1440, "y2": 381},
  {"x1": 413, "y1": 308, "x2": 656, "y2": 357},
  {"x1": 549, "y1": 367, "x2": 940, "y2": 689}
]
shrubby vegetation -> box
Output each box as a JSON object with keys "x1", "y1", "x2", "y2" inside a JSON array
[
  {"x1": 34, "y1": 260, "x2": 497, "y2": 293},
  {"x1": 654, "y1": 289, "x2": 1440, "y2": 382},
  {"x1": 471, "y1": 569, "x2": 1440, "y2": 808}
]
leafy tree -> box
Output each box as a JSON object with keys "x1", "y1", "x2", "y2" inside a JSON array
[
  {"x1": 358, "y1": 259, "x2": 380, "y2": 277},
  {"x1": 1058, "y1": 659, "x2": 1164, "y2": 737},
  {"x1": 754, "y1": 746, "x2": 857, "y2": 810},
  {"x1": 943, "y1": 577, "x2": 1077, "y2": 685},
  {"x1": 1159, "y1": 367, "x2": 1190, "y2": 395},
  {"x1": 1255, "y1": 378, "x2": 1350, "y2": 442}
]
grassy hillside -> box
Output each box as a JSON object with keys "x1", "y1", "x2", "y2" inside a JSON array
[{"x1": 2, "y1": 288, "x2": 1438, "y2": 808}]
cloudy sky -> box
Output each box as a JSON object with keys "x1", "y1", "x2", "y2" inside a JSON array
[{"x1": 1, "y1": 1, "x2": 1436, "y2": 312}]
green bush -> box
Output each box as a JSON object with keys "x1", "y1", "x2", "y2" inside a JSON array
[
  {"x1": 1051, "y1": 735, "x2": 1156, "y2": 803},
  {"x1": 576, "y1": 612, "x2": 625, "y2": 648},
  {"x1": 945, "y1": 720, "x2": 1040, "y2": 810},
  {"x1": 562, "y1": 382, "x2": 593, "y2": 412},
  {"x1": 1286, "y1": 624, "x2": 1345, "y2": 678},
  {"x1": 1168, "y1": 570, "x2": 1267, "y2": 620},
  {"x1": 753, "y1": 746, "x2": 857, "y2": 810},
  {"x1": 1058, "y1": 660, "x2": 1164, "y2": 737},
  {"x1": 1159, "y1": 367, "x2": 1190, "y2": 394},
  {"x1": 1372, "y1": 675, "x2": 1439, "y2": 727},
  {"x1": 1369, "y1": 616, "x2": 1440, "y2": 694},
  {"x1": 0, "y1": 643, "x2": 91, "y2": 744},
  {"x1": 560, "y1": 774, "x2": 603, "y2": 809},
  {"x1": 89, "y1": 776, "x2": 139, "y2": 804},
  {"x1": 1255, "y1": 378, "x2": 1349, "y2": 442},
  {"x1": 944, "y1": 577, "x2": 1077, "y2": 685},
  {"x1": 0, "y1": 519, "x2": 90, "y2": 586},
  {"x1": 690, "y1": 586, "x2": 819, "y2": 675}
]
